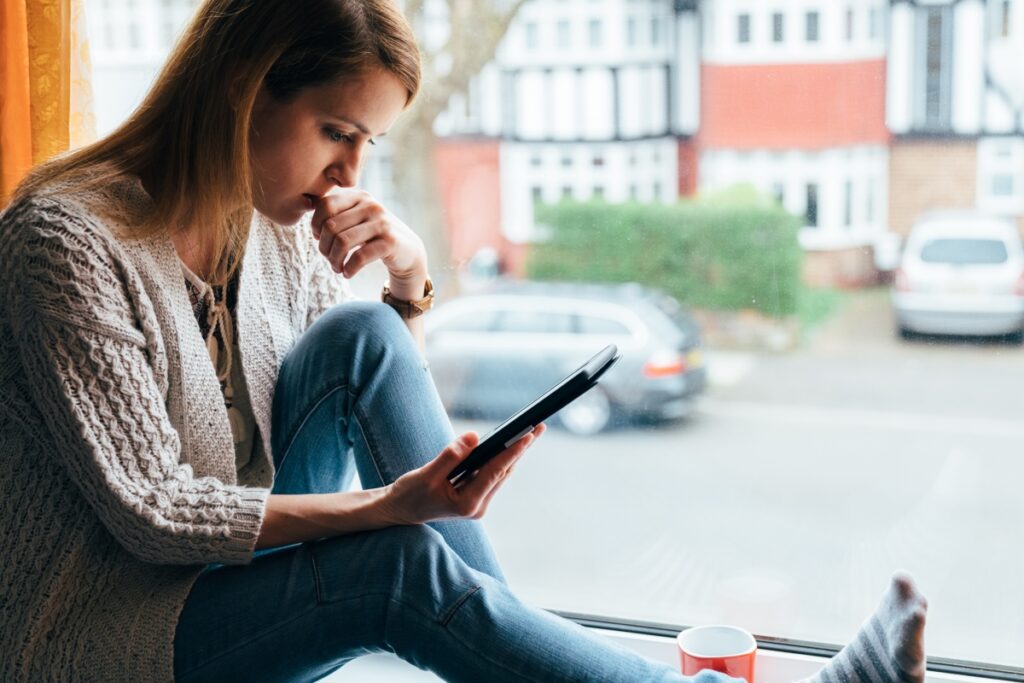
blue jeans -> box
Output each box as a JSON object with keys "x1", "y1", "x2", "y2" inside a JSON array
[{"x1": 173, "y1": 302, "x2": 733, "y2": 683}]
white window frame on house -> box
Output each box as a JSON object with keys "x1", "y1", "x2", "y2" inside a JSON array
[{"x1": 977, "y1": 136, "x2": 1024, "y2": 215}]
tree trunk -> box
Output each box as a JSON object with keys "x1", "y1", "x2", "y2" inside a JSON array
[{"x1": 389, "y1": 100, "x2": 451, "y2": 282}]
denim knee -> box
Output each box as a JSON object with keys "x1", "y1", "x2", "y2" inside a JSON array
[
  {"x1": 313, "y1": 301, "x2": 408, "y2": 353},
  {"x1": 312, "y1": 525, "x2": 483, "y2": 621}
]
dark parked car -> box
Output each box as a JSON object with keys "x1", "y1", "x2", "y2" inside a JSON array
[{"x1": 424, "y1": 281, "x2": 707, "y2": 435}]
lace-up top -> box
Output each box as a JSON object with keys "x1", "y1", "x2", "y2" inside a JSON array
[{"x1": 181, "y1": 260, "x2": 258, "y2": 472}]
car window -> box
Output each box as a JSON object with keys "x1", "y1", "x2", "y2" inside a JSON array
[
  {"x1": 643, "y1": 294, "x2": 695, "y2": 335},
  {"x1": 576, "y1": 314, "x2": 630, "y2": 336},
  {"x1": 436, "y1": 310, "x2": 498, "y2": 333},
  {"x1": 496, "y1": 310, "x2": 574, "y2": 334},
  {"x1": 919, "y1": 238, "x2": 1010, "y2": 265}
]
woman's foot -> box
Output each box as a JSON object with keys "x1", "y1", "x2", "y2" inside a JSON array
[{"x1": 802, "y1": 571, "x2": 927, "y2": 683}]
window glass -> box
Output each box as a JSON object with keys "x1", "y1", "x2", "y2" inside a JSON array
[
  {"x1": 919, "y1": 239, "x2": 1010, "y2": 265},
  {"x1": 805, "y1": 183, "x2": 819, "y2": 227},
  {"x1": 577, "y1": 315, "x2": 630, "y2": 336},
  {"x1": 992, "y1": 174, "x2": 1014, "y2": 197},
  {"x1": 81, "y1": 0, "x2": 1024, "y2": 674},
  {"x1": 557, "y1": 19, "x2": 571, "y2": 49},
  {"x1": 772, "y1": 182, "x2": 785, "y2": 206},
  {"x1": 805, "y1": 10, "x2": 820, "y2": 42},
  {"x1": 737, "y1": 13, "x2": 751, "y2": 44},
  {"x1": 588, "y1": 18, "x2": 602, "y2": 48},
  {"x1": 920, "y1": 7, "x2": 952, "y2": 129},
  {"x1": 772, "y1": 12, "x2": 785, "y2": 43},
  {"x1": 525, "y1": 21, "x2": 539, "y2": 50},
  {"x1": 843, "y1": 180, "x2": 853, "y2": 227},
  {"x1": 496, "y1": 311, "x2": 574, "y2": 334},
  {"x1": 437, "y1": 311, "x2": 499, "y2": 333}
]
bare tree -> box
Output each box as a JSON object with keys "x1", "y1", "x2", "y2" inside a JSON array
[{"x1": 390, "y1": 0, "x2": 528, "y2": 277}]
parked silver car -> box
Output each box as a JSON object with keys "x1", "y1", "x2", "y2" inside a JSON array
[
  {"x1": 892, "y1": 211, "x2": 1024, "y2": 342},
  {"x1": 424, "y1": 281, "x2": 707, "y2": 435}
]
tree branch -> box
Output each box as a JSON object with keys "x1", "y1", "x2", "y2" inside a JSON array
[{"x1": 412, "y1": 0, "x2": 530, "y2": 121}]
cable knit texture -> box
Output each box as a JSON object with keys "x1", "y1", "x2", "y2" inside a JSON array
[{"x1": 0, "y1": 171, "x2": 355, "y2": 682}]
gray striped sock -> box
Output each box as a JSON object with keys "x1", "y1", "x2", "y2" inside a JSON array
[{"x1": 799, "y1": 572, "x2": 927, "y2": 683}]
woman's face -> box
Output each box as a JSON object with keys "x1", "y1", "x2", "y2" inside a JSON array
[{"x1": 248, "y1": 67, "x2": 408, "y2": 225}]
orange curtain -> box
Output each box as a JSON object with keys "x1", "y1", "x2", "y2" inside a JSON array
[{"x1": 0, "y1": 0, "x2": 95, "y2": 206}]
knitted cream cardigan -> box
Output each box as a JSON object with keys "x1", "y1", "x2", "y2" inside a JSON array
[{"x1": 0, "y1": 174, "x2": 353, "y2": 682}]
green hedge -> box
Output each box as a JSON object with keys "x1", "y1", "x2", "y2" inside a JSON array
[{"x1": 526, "y1": 187, "x2": 804, "y2": 317}]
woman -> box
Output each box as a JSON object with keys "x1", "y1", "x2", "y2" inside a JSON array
[{"x1": 0, "y1": 1, "x2": 927, "y2": 681}]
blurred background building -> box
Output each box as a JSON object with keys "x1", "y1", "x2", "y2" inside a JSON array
[{"x1": 86, "y1": 0, "x2": 1024, "y2": 286}]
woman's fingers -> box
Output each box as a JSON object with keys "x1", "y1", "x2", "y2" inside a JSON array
[
  {"x1": 427, "y1": 432, "x2": 479, "y2": 478},
  {"x1": 310, "y1": 190, "x2": 368, "y2": 237},
  {"x1": 319, "y1": 221, "x2": 381, "y2": 272},
  {"x1": 313, "y1": 196, "x2": 382, "y2": 239},
  {"x1": 341, "y1": 239, "x2": 391, "y2": 277},
  {"x1": 471, "y1": 422, "x2": 545, "y2": 502},
  {"x1": 472, "y1": 459, "x2": 519, "y2": 517},
  {"x1": 455, "y1": 428, "x2": 539, "y2": 502}
]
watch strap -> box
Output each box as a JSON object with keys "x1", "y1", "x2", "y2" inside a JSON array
[{"x1": 382, "y1": 277, "x2": 434, "y2": 319}]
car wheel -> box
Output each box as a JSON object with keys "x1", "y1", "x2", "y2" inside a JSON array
[
  {"x1": 897, "y1": 325, "x2": 914, "y2": 340},
  {"x1": 558, "y1": 386, "x2": 612, "y2": 436}
]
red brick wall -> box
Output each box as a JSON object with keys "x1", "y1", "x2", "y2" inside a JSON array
[
  {"x1": 888, "y1": 139, "x2": 977, "y2": 238},
  {"x1": 700, "y1": 60, "x2": 889, "y2": 150},
  {"x1": 677, "y1": 138, "x2": 698, "y2": 197}
]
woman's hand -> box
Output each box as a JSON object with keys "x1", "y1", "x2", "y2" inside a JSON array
[
  {"x1": 310, "y1": 189, "x2": 427, "y2": 288},
  {"x1": 379, "y1": 424, "x2": 547, "y2": 526}
]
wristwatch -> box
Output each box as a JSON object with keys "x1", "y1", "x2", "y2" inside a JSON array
[{"x1": 381, "y1": 277, "x2": 434, "y2": 319}]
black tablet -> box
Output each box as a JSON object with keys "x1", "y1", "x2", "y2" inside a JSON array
[{"x1": 447, "y1": 344, "x2": 621, "y2": 487}]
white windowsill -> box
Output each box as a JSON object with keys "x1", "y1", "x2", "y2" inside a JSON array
[{"x1": 324, "y1": 626, "x2": 1005, "y2": 682}]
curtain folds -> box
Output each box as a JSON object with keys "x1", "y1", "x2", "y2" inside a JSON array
[{"x1": 1, "y1": 0, "x2": 95, "y2": 205}]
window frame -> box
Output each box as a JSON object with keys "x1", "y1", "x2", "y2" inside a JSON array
[
  {"x1": 564, "y1": 613, "x2": 1024, "y2": 682},
  {"x1": 977, "y1": 137, "x2": 1024, "y2": 214}
]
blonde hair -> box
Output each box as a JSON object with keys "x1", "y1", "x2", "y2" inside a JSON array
[{"x1": 13, "y1": 0, "x2": 421, "y2": 282}]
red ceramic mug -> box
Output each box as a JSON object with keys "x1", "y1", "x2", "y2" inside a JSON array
[{"x1": 677, "y1": 625, "x2": 757, "y2": 682}]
